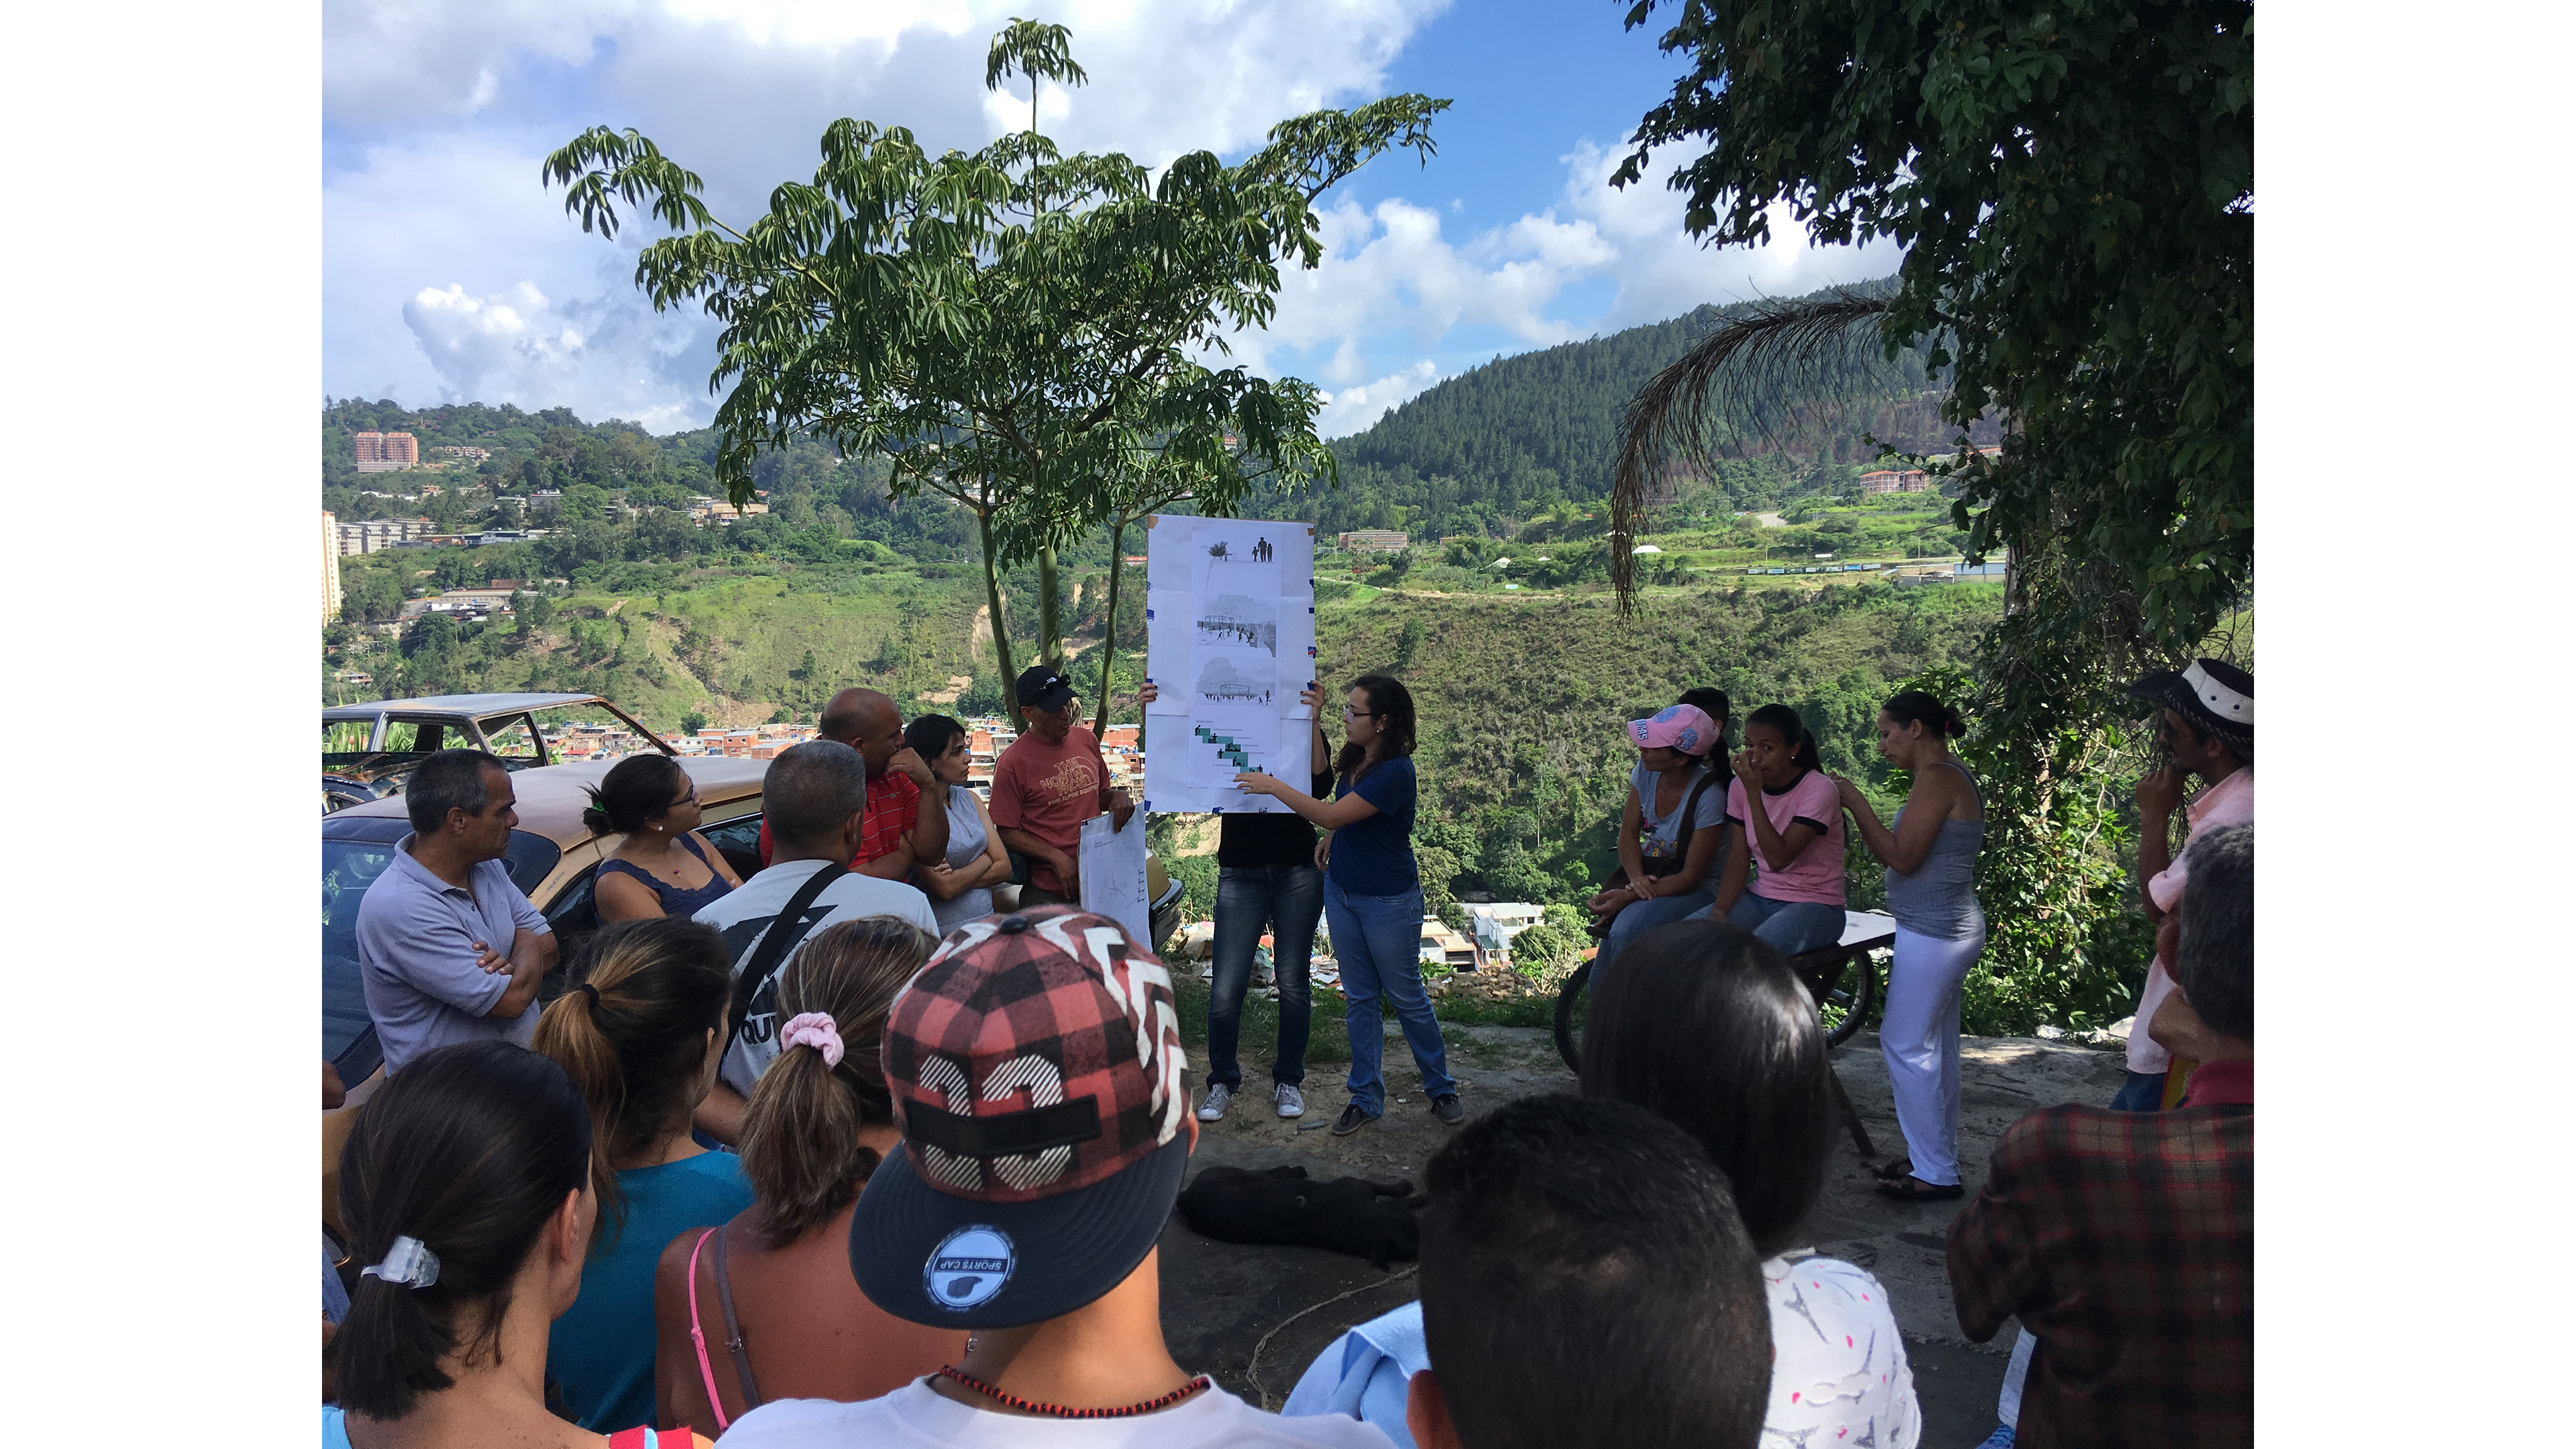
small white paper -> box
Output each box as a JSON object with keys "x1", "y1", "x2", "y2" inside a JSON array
[{"x1": 1079, "y1": 812, "x2": 1153, "y2": 950}]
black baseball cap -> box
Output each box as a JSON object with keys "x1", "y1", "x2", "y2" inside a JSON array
[
  {"x1": 1015, "y1": 664, "x2": 1076, "y2": 712},
  {"x1": 850, "y1": 906, "x2": 1193, "y2": 1330}
]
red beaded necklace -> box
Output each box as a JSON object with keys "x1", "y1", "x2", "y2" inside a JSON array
[{"x1": 936, "y1": 1365, "x2": 1213, "y2": 1419}]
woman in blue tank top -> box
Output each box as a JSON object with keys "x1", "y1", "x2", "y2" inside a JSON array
[
  {"x1": 1835, "y1": 690, "x2": 1985, "y2": 1202},
  {"x1": 587, "y1": 755, "x2": 742, "y2": 922}
]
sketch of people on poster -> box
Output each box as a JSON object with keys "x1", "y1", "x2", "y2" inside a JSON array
[
  {"x1": 1194, "y1": 593, "x2": 1277, "y2": 654},
  {"x1": 1195, "y1": 655, "x2": 1277, "y2": 705}
]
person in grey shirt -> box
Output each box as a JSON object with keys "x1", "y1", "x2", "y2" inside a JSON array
[{"x1": 355, "y1": 750, "x2": 559, "y2": 1075}]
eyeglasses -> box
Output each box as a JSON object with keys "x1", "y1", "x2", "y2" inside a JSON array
[
  {"x1": 668, "y1": 787, "x2": 699, "y2": 809},
  {"x1": 1341, "y1": 706, "x2": 1377, "y2": 719}
]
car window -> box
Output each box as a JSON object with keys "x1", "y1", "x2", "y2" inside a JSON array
[
  {"x1": 324, "y1": 719, "x2": 375, "y2": 753},
  {"x1": 503, "y1": 833, "x2": 563, "y2": 897},
  {"x1": 321, "y1": 836, "x2": 395, "y2": 1071},
  {"x1": 481, "y1": 714, "x2": 543, "y2": 759},
  {"x1": 700, "y1": 812, "x2": 767, "y2": 880},
  {"x1": 379, "y1": 721, "x2": 448, "y2": 753}
]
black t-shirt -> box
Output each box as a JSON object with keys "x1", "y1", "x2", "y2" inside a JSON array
[{"x1": 1215, "y1": 768, "x2": 1337, "y2": 868}]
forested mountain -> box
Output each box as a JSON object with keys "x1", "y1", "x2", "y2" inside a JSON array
[{"x1": 1259, "y1": 277, "x2": 2001, "y2": 540}]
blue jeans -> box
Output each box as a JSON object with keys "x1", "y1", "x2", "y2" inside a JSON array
[
  {"x1": 1208, "y1": 864, "x2": 1323, "y2": 1090},
  {"x1": 1324, "y1": 879, "x2": 1454, "y2": 1115},
  {"x1": 2108, "y1": 1070, "x2": 2166, "y2": 1113},
  {"x1": 1593, "y1": 887, "x2": 1716, "y2": 974},
  {"x1": 1726, "y1": 892, "x2": 1848, "y2": 957}
]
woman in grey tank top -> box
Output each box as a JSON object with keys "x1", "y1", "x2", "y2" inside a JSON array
[
  {"x1": 902, "y1": 716, "x2": 1013, "y2": 934},
  {"x1": 1833, "y1": 691, "x2": 1985, "y2": 1202}
]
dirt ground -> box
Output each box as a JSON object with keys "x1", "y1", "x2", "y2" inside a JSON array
[{"x1": 1154, "y1": 1018, "x2": 2129, "y2": 1443}]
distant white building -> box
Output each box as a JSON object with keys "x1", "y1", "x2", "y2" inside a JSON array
[{"x1": 322, "y1": 511, "x2": 343, "y2": 622}]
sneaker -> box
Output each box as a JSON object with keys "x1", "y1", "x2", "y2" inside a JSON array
[
  {"x1": 1431, "y1": 1092, "x2": 1464, "y2": 1126},
  {"x1": 1331, "y1": 1102, "x2": 1379, "y2": 1136},
  {"x1": 1973, "y1": 1428, "x2": 2016, "y2": 1449},
  {"x1": 1197, "y1": 1083, "x2": 1235, "y2": 1122},
  {"x1": 1274, "y1": 1083, "x2": 1305, "y2": 1119}
]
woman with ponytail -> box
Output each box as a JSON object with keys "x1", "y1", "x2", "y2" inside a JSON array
[
  {"x1": 532, "y1": 918, "x2": 751, "y2": 1430},
  {"x1": 1834, "y1": 690, "x2": 1987, "y2": 1202},
  {"x1": 586, "y1": 755, "x2": 742, "y2": 923},
  {"x1": 324, "y1": 1039, "x2": 711, "y2": 1448},
  {"x1": 1705, "y1": 703, "x2": 1851, "y2": 957},
  {"x1": 649, "y1": 916, "x2": 962, "y2": 1436}
]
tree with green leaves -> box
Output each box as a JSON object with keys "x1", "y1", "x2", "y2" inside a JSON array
[
  {"x1": 1607, "y1": 0, "x2": 2251, "y2": 1028},
  {"x1": 543, "y1": 21, "x2": 1446, "y2": 717}
]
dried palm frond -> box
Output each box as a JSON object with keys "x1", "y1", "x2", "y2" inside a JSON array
[{"x1": 1609, "y1": 291, "x2": 1894, "y2": 611}]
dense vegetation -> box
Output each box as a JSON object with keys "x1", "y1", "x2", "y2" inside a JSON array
[{"x1": 1240, "y1": 279, "x2": 2001, "y2": 541}]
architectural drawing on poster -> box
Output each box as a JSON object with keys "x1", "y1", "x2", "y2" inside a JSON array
[
  {"x1": 1142, "y1": 513, "x2": 1314, "y2": 816},
  {"x1": 1195, "y1": 655, "x2": 1276, "y2": 704},
  {"x1": 1195, "y1": 594, "x2": 1277, "y2": 654}
]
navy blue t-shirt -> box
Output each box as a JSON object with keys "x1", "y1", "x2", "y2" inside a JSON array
[{"x1": 1327, "y1": 756, "x2": 1418, "y2": 896}]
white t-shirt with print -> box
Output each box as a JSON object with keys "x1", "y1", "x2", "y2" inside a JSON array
[
  {"x1": 720, "y1": 1379, "x2": 1398, "y2": 1449},
  {"x1": 1765, "y1": 1254, "x2": 1920, "y2": 1448},
  {"x1": 690, "y1": 858, "x2": 938, "y2": 1096}
]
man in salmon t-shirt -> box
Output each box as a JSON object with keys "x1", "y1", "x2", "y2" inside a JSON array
[{"x1": 991, "y1": 665, "x2": 1136, "y2": 906}]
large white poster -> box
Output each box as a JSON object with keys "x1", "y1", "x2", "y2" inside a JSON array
[{"x1": 1141, "y1": 514, "x2": 1315, "y2": 814}]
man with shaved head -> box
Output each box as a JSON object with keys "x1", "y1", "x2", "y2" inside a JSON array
[{"x1": 755, "y1": 686, "x2": 947, "y2": 880}]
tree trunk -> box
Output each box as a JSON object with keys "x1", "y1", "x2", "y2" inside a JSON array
[
  {"x1": 1091, "y1": 517, "x2": 1129, "y2": 737},
  {"x1": 977, "y1": 507, "x2": 1022, "y2": 727},
  {"x1": 1037, "y1": 545, "x2": 1065, "y2": 671}
]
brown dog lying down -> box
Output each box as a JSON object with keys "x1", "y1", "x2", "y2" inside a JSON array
[{"x1": 1175, "y1": 1165, "x2": 1424, "y2": 1269}]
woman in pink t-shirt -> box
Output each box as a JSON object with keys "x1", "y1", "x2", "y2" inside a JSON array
[{"x1": 1702, "y1": 704, "x2": 1848, "y2": 957}]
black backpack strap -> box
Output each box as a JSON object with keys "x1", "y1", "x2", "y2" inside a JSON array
[
  {"x1": 1652, "y1": 769, "x2": 1721, "y2": 874},
  {"x1": 728, "y1": 863, "x2": 848, "y2": 1046}
]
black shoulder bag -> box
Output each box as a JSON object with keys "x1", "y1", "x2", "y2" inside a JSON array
[{"x1": 727, "y1": 863, "x2": 848, "y2": 1048}]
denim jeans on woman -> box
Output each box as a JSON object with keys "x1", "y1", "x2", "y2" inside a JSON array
[
  {"x1": 1591, "y1": 887, "x2": 1716, "y2": 975},
  {"x1": 1323, "y1": 879, "x2": 1454, "y2": 1116},
  {"x1": 1207, "y1": 864, "x2": 1323, "y2": 1091},
  {"x1": 1725, "y1": 892, "x2": 1848, "y2": 957}
]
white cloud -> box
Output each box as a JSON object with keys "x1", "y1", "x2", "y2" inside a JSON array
[
  {"x1": 320, "y1": 1, "x2": 1900, "y2": 439},
  {"x1": 1556, "y1": 139, "x2": 1908, "y2": 330},
  {"x1": 323, "y1": 0, "x2": 1449, "y2": 424},
  {"x1": 1316, "y1": 359, "x2": 1440, "y2": 438}
]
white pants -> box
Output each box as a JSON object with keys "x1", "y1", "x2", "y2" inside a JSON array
[{"x1": 1882, "y1": 921, "x2": 1985, "y2": 1185}]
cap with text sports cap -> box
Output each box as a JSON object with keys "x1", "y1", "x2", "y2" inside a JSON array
[
  {"x1": 1015, "y1": 664, "x2": 1077, "y2": 713},
  {"x1": 2125, "y1": 658, "x2": 2253, "y2": 758},
  {"x1": 851, "y1": 905, "x2": 1190, "y2": 1329}
]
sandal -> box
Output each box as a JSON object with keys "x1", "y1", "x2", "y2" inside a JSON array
[
  {"x1": 1872, "y1": 1157, "x2": 1915, "y2": 1182},
  {"x1": 1875, "y1": 1175, "x2": 1964, "y2": 1202}
]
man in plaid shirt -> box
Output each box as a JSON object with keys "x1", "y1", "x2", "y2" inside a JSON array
[{"x1": 1947, "y1": 824, "x2": 2253, "y2": 1448}]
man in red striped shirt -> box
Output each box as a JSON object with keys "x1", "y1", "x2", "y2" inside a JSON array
[{"x1": 755, "y1": 688, "x2": 947, "y2": 879}]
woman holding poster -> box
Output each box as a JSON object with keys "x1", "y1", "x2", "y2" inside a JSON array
[{"x1": 1234, "y1": 675, "x2": 1460, "y2": 1138}]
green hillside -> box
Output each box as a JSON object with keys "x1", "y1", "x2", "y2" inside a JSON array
[{"x1": 1264, "y1": 277, "x2": 2004, "y2": 541}]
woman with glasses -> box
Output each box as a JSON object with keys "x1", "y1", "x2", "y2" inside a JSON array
[
  {"x1": 587, "y1": 755, "x2": 742, "y2": 922},
  {"x1": 1236, "y1": 674, "x2": 1460, "y2": 1137}
]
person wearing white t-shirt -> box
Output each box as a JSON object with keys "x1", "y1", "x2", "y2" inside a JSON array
[
  {"x1": 717, "y1": 903, "x2": 1392, "y2": 1449},
  {"x1": 689, "y1": 740, "x2": 937, "y2": 1145}
]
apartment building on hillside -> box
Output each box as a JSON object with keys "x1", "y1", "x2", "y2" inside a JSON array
[
  {"x1": 1338, "y1": 529, "x2": 1409, "y2": 555},
  {"x1": 353, "y1": 431, "x2": 419, "y2": 472},
  {"x1": 1858, "y1": 469, "x2": 1932, "y2": 496},
  {"x1": 337, "y1": 518, "x2": 435, "y2": 555}
]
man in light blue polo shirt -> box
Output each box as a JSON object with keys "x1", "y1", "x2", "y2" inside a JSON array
[{"x1": 355, "y1": 750, "x2": 560, "y2": 1074}]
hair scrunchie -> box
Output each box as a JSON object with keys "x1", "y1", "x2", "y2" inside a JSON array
[
  {"x1": 572, "y1": 982, "x2": 600, "y2": 1008},
  {"x1": 779, "y1": 1012, "x2": 844, "y2": 1069}
]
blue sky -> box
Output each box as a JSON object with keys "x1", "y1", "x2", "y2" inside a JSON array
[{"x1": 323, "y1": 1, "x2": 1900, "y2": 438}]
